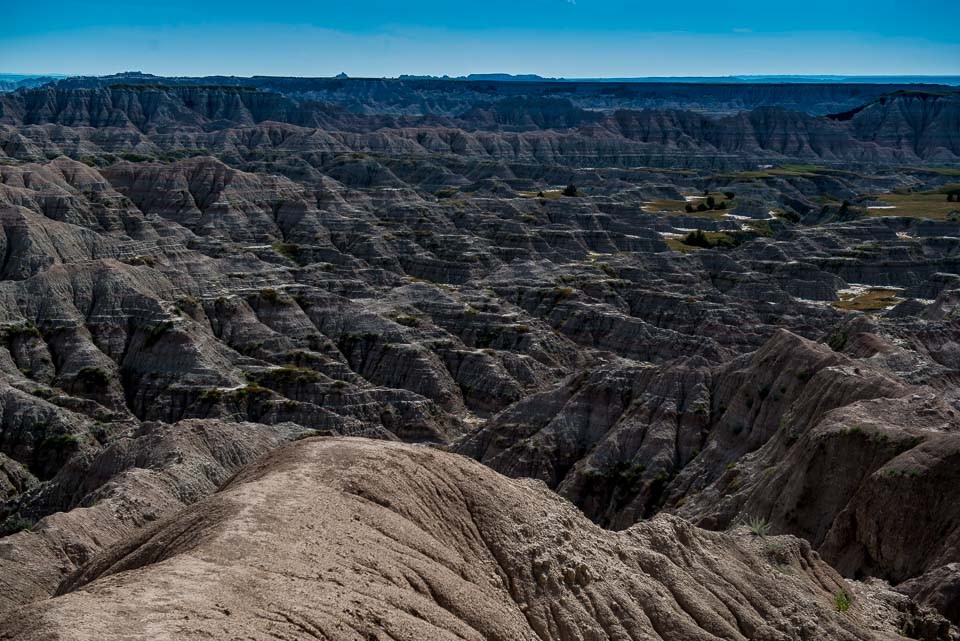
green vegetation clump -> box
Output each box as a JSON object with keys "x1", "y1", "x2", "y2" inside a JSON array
[
  {"x1": 562, "y1": 184, "x2": 579, "y2": 197},
  {"x1": 249, "y1": 366, "x2": 321, "y2": 386},
  {"x1": 144, "y1": 320, "x2": 175, "y2": 348},
  {"x1": 126, "y1": 255, "x2": 156, "y2": 266},
  {"x1": 0, "y1": 322, "x2": 41, "y2": 347},
  {"x1": 0, "y1": 514, "x2": 34, "y2": 537},
  {"x1": 260, "y1": 288, "x2": 282, "y2": 303},
  {"x1": 198, "y1": 387, "x2": 225, "y2": 403},
  {"x1": 834, "y1": 589, "x2": 853, "y2": 613},
  {"x1": 764, "y1": 541, "x2": 789, "y2": 566},
  {"x1": 826, "y1": 327, "x2": 848, "y2": 352},
  {"x1": 745, "y1": 515, "x2": 771, "y2": 537},
  {"x1": 584, "y1": 460, "x2": 647, "y2": 486},
  {"x1": 40, "y1": 433, "x2": 81, "y2": 451},
  {"x1": 76, "y1": 366, "x2": 112, "y2": 386},
  {"x1": 118, "y1": 152, "x2": 153, "y2": 163},
  {"x1": 176, "y1": 296, "x2": 200, "y2": 310},
  {"x1": 391, "y1": 313, "x2": 421, "y2": 328},
  {"x1": 680, "y1": 229, "x2": 740, "y2": 250},
  {"x1": 272, "y1": 242, "x2": 301, "y2": 261},
  {"x1": 235, "y1": 383, "x2": 272, "y2": 400}
]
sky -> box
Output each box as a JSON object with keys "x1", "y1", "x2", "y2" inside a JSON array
[{"x1": 3, "y1": 0, "x2": 959, "y2": 78}]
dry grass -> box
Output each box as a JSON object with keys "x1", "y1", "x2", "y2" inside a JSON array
[
  {"x1": 900, "y1": 166, "x2": 960, "y2": 177},
  {"x1": 865, "y1": 193, "x2": 959, "y2": 220},
  {"x1": 833, "y1": 288, "x2": 903, "y2": 312},
  {"x1": 715, "y1": 165, "x2": 871, "y2": 181},
  {"x1": 642, "y1": 193, "x2": 732, "y2": 220}
]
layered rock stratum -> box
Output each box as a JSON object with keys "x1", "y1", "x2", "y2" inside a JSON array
[{"x1": 0, "y1": 74, "x2": 959, "y2": 639}]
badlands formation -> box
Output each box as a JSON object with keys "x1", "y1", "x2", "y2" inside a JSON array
[{"x1": 0, "y1": 73, "x2": 958, "y2": 639}]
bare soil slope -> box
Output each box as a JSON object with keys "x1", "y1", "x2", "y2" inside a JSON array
[{"x1": 0, "y1": 438, "x2": 943, "y2": 641}]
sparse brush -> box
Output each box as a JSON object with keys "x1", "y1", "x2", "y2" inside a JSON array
[
  {"x1": 744, "y1": 515, "x2": 771, "y2": 536},
  {"x1": 834, "y1": 589, "x2": 852, "y2": 612}
]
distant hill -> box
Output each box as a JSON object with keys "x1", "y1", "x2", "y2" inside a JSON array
[{"x1": 0, "y1": 74, "x2": 64, "y2": 93}]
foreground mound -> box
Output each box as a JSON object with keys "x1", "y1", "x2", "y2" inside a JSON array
[{"x1": 0, "y1": 438, "x2": 941, "y2": 640}]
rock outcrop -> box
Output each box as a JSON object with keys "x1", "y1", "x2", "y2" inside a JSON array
[{"x1": 0, "y1": 438, "x2": 946, "y2": 641}]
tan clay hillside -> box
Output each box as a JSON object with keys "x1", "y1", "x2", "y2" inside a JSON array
[{"x1": 0, "y1": 438, "x2": 941, "y2": 641}]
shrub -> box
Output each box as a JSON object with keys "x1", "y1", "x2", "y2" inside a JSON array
[
  {"x1": 119, "y1": 152, "x2": 152, "y2": 163},
  {"x1": 0, "y1": 514, "x2": 33, "y2": 536},
  {"x1": 40, "y1": 433, "x2": 81, "y2": 451},
  {"x1": 562, "y1": 184, "x2": 578, "y2": 197},
  {"x1": 684, "y1": 229, "x2": 713, "y2": 248},
  {"x1": 0, "y1": 322, "x2": 41, "y2": 347},
  {"x1": 126, "y1": 255, "x2": 155, "y2": 266},
  {"x1": 272, "y1": 242, "x2": 301, "y2": 261},
  {"x1": 685, "y1": 203, "x2": 695, "y2": 213},
  {"x1": 827, "y1": 328, "x2": 849, "y2": 352},
  {"x1": 260, "y1": 288, "x2": 281, "y2": 303},
  {"x1": 76, "y1": 366, "x2": 112, "y2": 386},
  {"x1": 834, "y1": 589, "x2": 852, "y2": 612},
  {"x1": 144, "y1": 320, "x2": 175, "y2": 348},
  {"x1": 250, "y1": 366, "x2": 321, "y2": 386},
  {"x1": 764, "y1": 541, "x2": 789, "y2": 565},
  {"x1": 392, "y1": 314, "x2": 420, "y2": 328},
  {"x1": 724, "y1": 191, "x2": 735, "y2": 200},
  {"x1": 745, "y1": 515, "x2": 771, "y2": 536},
  {"x1": 235, "y1": 383, "x2": 272, "y2": 400}
]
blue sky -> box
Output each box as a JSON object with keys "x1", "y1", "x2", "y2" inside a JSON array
[{"x1": 3, "y1": 0, "x2": 959, "y2": 77}]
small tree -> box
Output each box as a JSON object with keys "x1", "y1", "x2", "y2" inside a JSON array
[
  {"x1": 724, "y1": 191, "x2": 735, "y2": 200},
  {"x1": 949, "y1": 193, "x2": 956, "y2": 202},
  {"x1": 685, "y1": 203, "x2": 695, "y2": 213},
  {"x1": 562, "y1": 184, "x2": 578, "y2": 197},
  {"x1": 706, "y1": 195, "x2": 717, "y2": 209},
  {"x1": 696, "y1": 203, "x2": 709, "y2": 212},
  {"x1": 718, "y1": 201, "x2": 727, "y2": 209}
]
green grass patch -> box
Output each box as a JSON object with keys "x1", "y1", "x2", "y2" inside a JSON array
[
  {"x1": 714, "y1": 171, "x2": 774, "y2": 180},
  {"x1": 665, "y1": 230, "x2": 741, "y2": 252},
  {"x1": 865, "y1": 192, "x2": 960, "y2": 220},
  {"x1": 248, "y1": 366, "x2": 321, "y2": 386}
]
